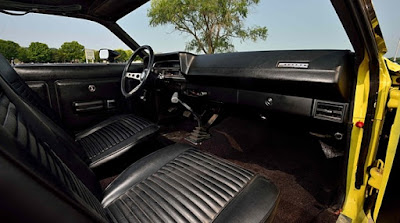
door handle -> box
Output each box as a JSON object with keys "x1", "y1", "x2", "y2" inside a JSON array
[
  {"x1": 73, "y1": 99, "x2": 117, "y2": 113},
  {"x1": 73, "y1": 100, "x2": 104, "y2": 112}
]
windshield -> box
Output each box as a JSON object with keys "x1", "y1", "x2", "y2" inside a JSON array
[
  {"x1": 118, "y1": 0, "x2": 354, "y2": 54},
  {"x1": 0, "y1": 0, "x2": 398, "y2": 60}
]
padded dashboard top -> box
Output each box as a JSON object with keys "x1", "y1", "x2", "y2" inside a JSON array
[{"x1": 184, "y1": 50, "x2": 354, "y2": 101}]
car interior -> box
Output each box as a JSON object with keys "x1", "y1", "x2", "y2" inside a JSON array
[{"x1": 0, "y1": 0, "x2": 365, "y2": 223}]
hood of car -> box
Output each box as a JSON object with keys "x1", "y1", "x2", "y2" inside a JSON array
[{"x1": 0, "y1": 0, "x2": 148, "y2": 22}]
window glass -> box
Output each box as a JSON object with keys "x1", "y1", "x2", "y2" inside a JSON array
[
  {"x1": 118, "y1": 0, "x2": 354, "y2": 54},
  {"x1": 0, "y1": 13, "x2": 128, "y2": 63}
]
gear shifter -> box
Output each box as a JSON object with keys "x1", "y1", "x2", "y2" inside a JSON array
[
  {"x1": 171, "y1": 92, "x2": 179, "y2": 103},
  {"x1": 171, "y1": 92, "x2": 194, "y2": 113},
  {"x1": 171, "y1": 92, "x2": 214, "y2": 145},
  {"x1": 171, "y1": 92, "x2": 215, "y2": 145},
  {"x1": 171, "y1": 92, "x2": 201, "y2": 127}
]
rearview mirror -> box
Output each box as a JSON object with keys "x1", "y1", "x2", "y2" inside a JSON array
[{"x1": 99, "y1": 49, "x2": 120, "y2": 62}]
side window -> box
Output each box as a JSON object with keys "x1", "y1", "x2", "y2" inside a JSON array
[{"x1": 0, "y1": 13, "x2": 130, "y2": 64}]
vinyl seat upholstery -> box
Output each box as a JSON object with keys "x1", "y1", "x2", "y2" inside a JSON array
[
  {"x1": 0, "y1": 54, "x2": 159, "y2": 169},
  {"x1": 0, "y1": 54, "x2": 280, "y2": 223},
  {"x1": 102, "y1": 144, "x2": 280, "y2": 223},
  {"x1": 76, "y1": 114, "x2": 159, "y2": 168}
]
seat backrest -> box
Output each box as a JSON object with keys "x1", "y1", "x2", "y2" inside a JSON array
[
  {"x1": 0, "y1": 62, "x2": 106, "y2": 222},
  {"x1": 0, "y1": 54, "x2": 63, "y2": 126},
  {"x1": 0, "y1": 54, "x2": 89, "y2": 161},
  {"x1": 0, "y1": 127, "x2": 107, "y2": 222}
]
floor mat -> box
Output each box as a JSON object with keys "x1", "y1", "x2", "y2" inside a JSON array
[
  {"x1": 229, "y1": 160, "x2": 337, "y2": 223},
  {"x1": 162, "y1": 116, "x2": 342, "y2": 223}
]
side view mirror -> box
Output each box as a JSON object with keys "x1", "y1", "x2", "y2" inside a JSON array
[{"x1": 99, "y1": 49, "x2": 120, "y2": 62}]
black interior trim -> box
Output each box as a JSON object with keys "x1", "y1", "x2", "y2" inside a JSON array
[{"x1": 185, "y1": 50, "x2": 353, "y2": 102}]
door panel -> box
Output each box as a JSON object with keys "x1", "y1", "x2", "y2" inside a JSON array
[
  {"x1": 15, "y1": 63, "x2": 143, "y2": 131},
  {"x1": 55, "y1": 78, "x2": 123, "y2": 130}
]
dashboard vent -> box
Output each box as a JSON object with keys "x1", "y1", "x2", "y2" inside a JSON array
[{"x1": 313, "y1": 100, "x2": 348, "y2": 123}]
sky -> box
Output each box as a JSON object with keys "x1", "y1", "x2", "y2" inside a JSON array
[{"x1": 0, "y1": 0, "x2": 399, "y2": 57}]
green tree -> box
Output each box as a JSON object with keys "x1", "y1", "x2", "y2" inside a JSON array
[
  {"x1": 94, "y1": 50, "x2": 100, "y2": 62},
  {"x1": 114, "y1": 49, "x2": 136, "y2": 62},
  {"x1": 126, "y1": 50, "x2": 133, "y2": 60},
  {"x1": 0, "y1": 39, "x2": 21, "y2": 61},
  {"x1": 27, "y1": 42, "x2": 51, "y2": 63},
  {"x1": 115, "y1": 49, "x2": 129, "y2": 62},
  {"x1": 148, "y1": 0, "x2": 267, "y2": 54},
  {"x1": 49, "y1": 48, "x2": 63, "y2": 63},
  {"x1": 17, "y1": 47, "x2": 29, "y2": 63},
  {"x1": 124, "y1": 50, "x2": 141, "y2": 62},
  {"x1": 59, "y1": 41, "x2": 85, "y2": 62}
]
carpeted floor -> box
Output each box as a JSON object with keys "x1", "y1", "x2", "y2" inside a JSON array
[{"x1": 161, "y1": 115, "x2": 344, "y2": 223}]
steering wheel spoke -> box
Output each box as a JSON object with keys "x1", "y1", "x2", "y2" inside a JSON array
[{"x1": 126, "y1": 72, "x2": 142, "y2": 81}]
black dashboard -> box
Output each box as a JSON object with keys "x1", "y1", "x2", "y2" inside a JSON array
[{"x1": 153, "y1": 50, "x2": 354, "y2": 124}]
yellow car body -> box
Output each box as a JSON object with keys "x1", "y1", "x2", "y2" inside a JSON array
[{"x1": 339, "y1": 1, "x2": 400, "y2": 221}]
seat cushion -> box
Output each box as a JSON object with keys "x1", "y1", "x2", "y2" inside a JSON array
[
  {"x1": 102, "y1": 144, "x2": 280, "y2": 223},
  {"x1": 76, "y1": 114, "x2": 159, "y2": 168}
]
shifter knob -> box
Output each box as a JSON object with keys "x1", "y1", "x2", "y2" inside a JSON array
[
  {"x1": 170, "y1": 91, "x2": 201, "y2": 127},
  {"x1": 171, "y1": 92, "x2": 179, "y2": 103}
]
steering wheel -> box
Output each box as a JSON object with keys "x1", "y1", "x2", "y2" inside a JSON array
[{"x1": 121, "y1": 45, "x2": 154, "y2": 98}]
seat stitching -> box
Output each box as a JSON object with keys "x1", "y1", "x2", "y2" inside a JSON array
[
  {"x1": 158, "y1": 169, "x2": 216, "y2": 219},
  {"x1": 147, "y1": 178, "x2": 194, "y2": 222},
  {"x1": 169, "y1": 160, "x2": 234, "y2": 198},
  {"x1": 159, "y1": 166, "x2": 223, "y2": 211},
  {"x1": 164, "y1": 164, "x2": 227, "y2": 205},
  {"x1": 105, "y1": 208, "x2": 118, "y2": 222},
  {"x1": 190, "y1": 150, "x2": 254, "y2": 178},
  {"x1": 174, "y1": 158, "x2": 240, "y2": 192},
  {"x1": 99, "y1": 127, "x2": 118, "y2": 146},
  {"x1": 131, "y1": 188, "x2": 164, "y2": 222},
  {"x1": 89, "y1": 126, "x2": 157, "y2": 165},
  {"x1": 118, "y1": 199, "x2": 141, "y2": 222},
  {"x1": 136, "y1": 183, "x2": 176, "y2": 222},
  {"x1": 151, "y1": 175, "x2": 204, "y2": 222},
  {"x1": 139, "y1": 181, "x2": 186, "y2": 222},
  {"x1": 126, "y1": 193, "x2": 151, "y2": 222},
  {"x1": 178, "y1": 155, "x2": 243, "y2": 188},
  {"x1": 183, "y1": 153, "x2": 250, "y2": 184},
  {"x1": 210, "y1": 175, "x2": 257, "y2": 222}
]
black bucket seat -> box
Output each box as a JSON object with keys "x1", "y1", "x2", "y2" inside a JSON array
[
  {"x1": 0, "y1": 54, "x2": 159, "y2": 169},
  {"x1": 0, "y1": 65, "x2": 280, "y2": 222}
]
